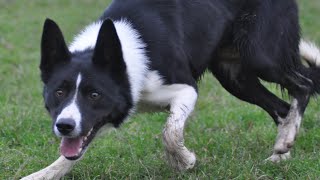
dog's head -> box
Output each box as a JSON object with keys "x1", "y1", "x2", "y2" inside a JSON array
[{"x1": 40, "y1": 19, "x2": 132, "y2": 160}]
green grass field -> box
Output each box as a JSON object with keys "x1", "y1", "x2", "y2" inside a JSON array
[{"x1": 1, "y1": 1, "x2": 320, "y2": 179}]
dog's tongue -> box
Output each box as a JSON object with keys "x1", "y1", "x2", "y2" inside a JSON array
[{"x1": 60, "y1": 137, "x2": 83, "y2": 158}]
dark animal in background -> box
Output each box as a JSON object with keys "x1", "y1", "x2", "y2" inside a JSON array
[{"x1": 23, "y1": 0, "x2": 320, "y2": 179}]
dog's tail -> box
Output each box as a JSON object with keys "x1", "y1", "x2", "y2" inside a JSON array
[
  {"x1": 300, "y1": 40, "x2": 320, "y2": 66},
  {"x1": 299, "y1": 39, "x2": 320, "y2": 95}
]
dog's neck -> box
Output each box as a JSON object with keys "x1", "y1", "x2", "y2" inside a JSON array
[{"x1": 69, "y1": 19, "x2": 149, "y2": 105}]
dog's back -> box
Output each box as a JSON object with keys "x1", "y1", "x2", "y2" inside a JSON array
[
  {"x1": 100, "y1": 0, "x2": 303, "y2": 87},
  {"x1": 101, "y1": 0, "x2": 246, "y2": 85}
]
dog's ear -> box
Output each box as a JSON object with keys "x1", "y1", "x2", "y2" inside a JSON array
[
  {"x1": 40, "y1": 18, "x2": 70, "y2": 83},
  {"x1": 92, "y1": 19, "x2": 126, "y2": 74}
]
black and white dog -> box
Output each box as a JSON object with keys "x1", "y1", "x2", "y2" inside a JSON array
[{"x1": 23, "y1": 0, "x2": 320, "y2": 179}]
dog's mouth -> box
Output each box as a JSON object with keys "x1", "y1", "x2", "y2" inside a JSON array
[{"x1": 60, "y1": 121, "x2": 106, "y2": 160}]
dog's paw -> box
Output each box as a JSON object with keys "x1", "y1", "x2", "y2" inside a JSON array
[
  {"x1": 274, "y1": 100, "x2": 302, "y2": 154},
  {"x1": 21, "y1": 170, "x2": 60, "y2": 180},
  {"x1": 265, "y1": 151, "x2": 291, "y2": 163},
  {"x1": 274, "y1": 123, "x2": 298, "y2": 154},
  {"x1": 165, "y1": 148, "x2": 196, "y2": 171}
]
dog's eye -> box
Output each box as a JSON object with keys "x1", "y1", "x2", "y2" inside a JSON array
[
  {"x1": 89, "y1": 92, "x2": 101, "y2": 100},
  {"x1": 55, "y1": 90, "x2": 64, "y2": 97}
]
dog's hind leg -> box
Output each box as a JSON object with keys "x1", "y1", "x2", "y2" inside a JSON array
[
  {"x1": 250, "y1": 54, "x2": 314, "y2": 161},
  {"x1": 269, "y1": 41, "x2": 320, "y2": 161},
  {"x1": 209, "y1": 55, "x2": 290, "y2": 125},
  {"x1": 267, "y1": 98, "x2": 308, "y2": 162},
  {"x1": 21, "y1": 156, "x2": 77, "y2": 180},
  {"x1": 209, "y1": 54, "x2": 301, "y2": 162},
  {"x1": 266, "y1": 77, "x2": 311, "y2": 162},
  {"x1": 142, "y1": 78, "x2": 198, "y2": 171}
]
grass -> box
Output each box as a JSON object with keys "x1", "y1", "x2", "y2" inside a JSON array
[{"x1": 0, "y1": 0, "x2": 320, "y2": 179}]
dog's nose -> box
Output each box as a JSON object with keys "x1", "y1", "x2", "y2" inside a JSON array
[{"x1": 56, "y1": 118, "x2": 76, "y2": 135}]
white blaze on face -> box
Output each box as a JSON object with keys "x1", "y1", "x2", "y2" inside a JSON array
[{"x1": 54, "y1": 74, "x2": 82, "y2": 137}]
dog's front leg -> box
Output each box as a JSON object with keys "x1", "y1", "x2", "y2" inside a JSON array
[
  {"x1": 21, "y1": 156, "x2": 77, "y2": 180},
  {"x1": 161, "y1": 85, "x2": 198, "y2": 171}
]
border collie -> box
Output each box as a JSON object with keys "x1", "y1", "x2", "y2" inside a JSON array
[{"x1": 23, "y1": 0, "x2": 320, "y2": 179}]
